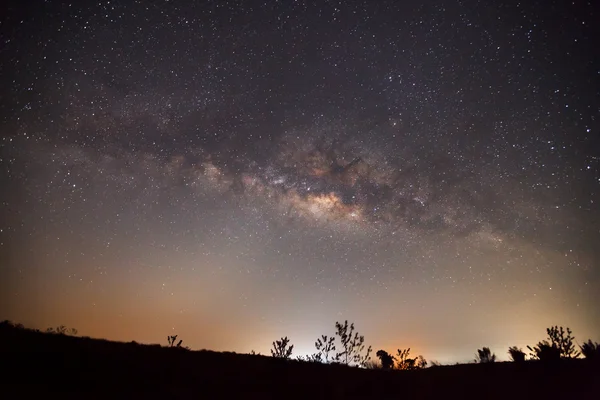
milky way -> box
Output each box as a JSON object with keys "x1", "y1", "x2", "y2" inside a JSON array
[{"x1": 1, "y1": 0, "x2": 598, "y2": 362}]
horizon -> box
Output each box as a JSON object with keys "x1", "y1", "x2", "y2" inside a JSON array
[
  {"x1": 4, "y1": 318, "x2": 595, "y2": 365},
  {"x1": 1, "y1": 0, "x2": 598, "y2": 367}
]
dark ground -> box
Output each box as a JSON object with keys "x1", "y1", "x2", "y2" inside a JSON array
[{"x1": 1, "y1": 323, "x2": 598, "y2": 399}]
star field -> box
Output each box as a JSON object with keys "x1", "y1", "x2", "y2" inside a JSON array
[{"x1": 1, "y1": 0, "x2": 598, "y2": 362}]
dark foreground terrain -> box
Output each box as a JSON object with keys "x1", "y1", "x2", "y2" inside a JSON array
[{"x1": 1, "y1": 324, "x2": 598, "y2": 399}]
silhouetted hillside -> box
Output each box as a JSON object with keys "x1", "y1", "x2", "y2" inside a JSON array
[{"x1": 1, "y1": 324, "x2": 598, "y2": 399}]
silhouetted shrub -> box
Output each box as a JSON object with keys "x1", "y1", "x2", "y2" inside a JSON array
[
  {"x1": 475, "y1": 347, "x2": 496, "y2": 363},
  {"x1": 296, "y1": 353, "x2": 323, "y2": 363},
  {"x1": 333, "y1": 320, "x2": 372, "y2": 367},
  {"x1": 306, "y1": 353, "x2": 323, "y2": 362},
  {"x1": 0, "y1": 320, "x2": 24, "y2": 333},
  {"x1": 528, "y1": 341, "x2": 561, "y2": 362},
  {"x1": 528, "y1": 326, "x2": 580, "y2": 361},
  {"x1": 580, "y1": 340, "x2": 600, "y2": 360},
  {"x1": 547, "y1": 326, "x2": 580, "y2": 359},
  {"x1": 376, "y1": 350, "x2": 395, "y2": 370},
  {"x1": 314, "y1": 335, "x2": 336, "y2": 363},
  {"x1": 168, "y1": 335, "x2": 181, "y2": 347},
  {"x1": 0, "y1": 320, "x2": 15, "y2": 329},
  {"x1": 393, "y1": 348, "x2": 426, "y2": 370},
  {"x1": 396, "y1": 348, "x2": 417, "y2": 370},
  {"x1": 167, "y1": 335, "x2": 189, "y2": 349},
  {"x1": 271, "y1": 336, "x2": 294, "y2": 359},
  {"x1": 508, "y1": 346, "x2": 526, "y2": 362}
]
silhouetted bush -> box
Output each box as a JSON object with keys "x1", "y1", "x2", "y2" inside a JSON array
[
  {"x1": 333, "y1": 320, "x2": 372, "y2": 367},
  {"x1": 296, "y1": 354, "x2": 323, "y2": 363},
  {"x1": 393, "y1": 348, "x2": 426, "y2": 370},
  {"x1": 376, "y1": 350, "x2": 395, "y2": 370},
  {"x1": 396, "y1": 348, "x2": 417, "y2": 370},
  {"x1": 314, "y1": 334, "x2": 336, "y2": 363},
  {"x1": 528, "y1": 341, "x2": 561, "y2": 362},
  {"x1": 528, "y1": 326, "x2": 580, "y2": 361},
  {"x1": 580, "y1": 340, "x2": 600, "y2": 360},
  {"x1": 475, "y1": 347, "x2": 496, "y2": 363},
  {"x1": 1, "y1": 320, "x2": 15, "y2": 329},
  {"x1": 271, "y1": 336, "x2": 294, "y2": 359},
  {"x1": 547, "y1": 326, "x2": 580, "y2": 359},
  {"x1": 167, "y1": 334, "x2": 189, "y2": 349},
  {"x1": 508, "y1": 346, "x2": 526, "y2": 362}
]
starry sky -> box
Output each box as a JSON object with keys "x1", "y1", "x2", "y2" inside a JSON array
[{"x1": 1, "y1": 0, "x2": 598, "y2": 363}]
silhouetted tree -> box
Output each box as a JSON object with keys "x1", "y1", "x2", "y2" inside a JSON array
[
  {"x1": 333, "y1": 320, "x2": 372, "y2": 367},
  {"x1": 271, "y1": 336, "x2": 294, "y2": 359},
  {"x1": 546, "y1": 326, "x2": 580, "y2": 359},
  {"x1": 376, "y1": 350, "x2": 395, "y2": 370},
  {"x1": 508, "y1": 346, "x2": 526, "y2": 362},
  {"x1": 528, "y1": 341, "x2": 561, "y2": 362},
  {"x1": 416, "y1": 355, "x2": 428, "y2": 368},
  {"x1": 475, "y1": 347, "x2": 496, "y2": 363},
  {"x1": 580, "y1": 340, "x2": 600, "y2": 360},
  {"x1": 395, "y1": 348, "x2": 419, "y2": 370},
  {"x1": 314, "y1": 335, "x2": 336, "y2": 363},
  {"x1": 430, "y1": 360, "x2": 442, "y2": 367}
]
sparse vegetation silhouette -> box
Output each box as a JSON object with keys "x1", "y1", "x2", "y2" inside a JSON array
[
  {"x1": 314, "y1": 334, "x2": 336, "y2": 363},
  {"x1": 508, "y1": 346, "x2": 526, "y2": 362},
  {"x1": 333, "y1": 320, "x2": 372, "y2": 367},
  {"x1": 547, "y1": 326, "x2": 580, "y2": 359},
  {"x1": 528, "y1": 326, "x2": 580, "y2": 361},
  {"x1": 2, "y1": 321, "x2": 599, "y2": 399},
  {"x1": 376, "y1": 350, "x2": 395, "y2": 370},
  {"x1": 46, "y1": 325, "x2": 78, "y2": 336},
  {"x1": 1, "y1": 320, "x2": 24, "y2": 330},
  {"x1": 579, "y1": 340, "x2": 600, "y2": 360},
  {"x1": 396, "y1": 348, "x2": 416, "y2": 370},
  {"x1": 528, "y1": 341, "x2": 561, "y2": 362},
  {"x1": 475, "y1": 347, "x2": 496, "y2": 363},
  {"x1": 393, "y1": 348, "x2": 428, "y2": 370},
  {"x1": 271, "y1": 336, "x2": 294, "y2": 359},
  {"x1": 167, "y1": 334, "x2": 189, "y2": 349}
]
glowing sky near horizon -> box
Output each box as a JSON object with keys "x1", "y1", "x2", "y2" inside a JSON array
[{"x1": 0, "y1": 0, "x2": 598, "y2": 364}]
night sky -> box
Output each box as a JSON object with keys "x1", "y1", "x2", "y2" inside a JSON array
[{"x1": 1, "y1": 0, "x2": 598, "y2": 363}]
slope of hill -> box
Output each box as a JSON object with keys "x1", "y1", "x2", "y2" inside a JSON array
[{"x1": 1, "y1": 323, "x2": 598, "y2": 399}]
